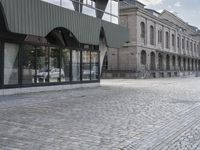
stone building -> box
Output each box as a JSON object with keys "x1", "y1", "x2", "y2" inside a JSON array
[{"x1": 103, "y1": 0, "x2": 200, "y2": 78}]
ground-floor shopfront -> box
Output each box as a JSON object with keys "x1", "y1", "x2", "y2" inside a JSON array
[
  {"x1": 0, "y1": 0, "x2": 128, "y2": 95},
  {"x1": 0, "y1": 41, "x2": 100, "y2": 90}
]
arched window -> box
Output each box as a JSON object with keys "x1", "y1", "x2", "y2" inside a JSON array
[
  {"x1": 177, "y1": 36, "x2": 180, "y2": 49},
  {"x1": 178, "y1": 57, "x2": 181, "y2": 70},
  {"x1": 141, "y1": 50, "x2": 147, "y2": 65},
  {"x1": 150, "y1": 52, "x2": 156, "y2": 70},
  {"x1": 197, "y1": 44, "x2": 200, "y2": 56},
  {"x1": 195, "y1": 60, "x2": 197, "y2": 70},
  {"x1": 198, "y1": 60, "x2": 200, "y2": 71},
  {"x1": 183, "y1": 58, "x2": 186, "y2": 71},
  {"x1": 187, "y1": 40, "x2": 189, "y2": 53},
  {"x1": 191, "y1": 42, "x2": 193, "y2": 56},
  {"x1": 158, "y1": 53, "x2": 163, "y2": 70},
  {"x1": 192, "y1": 59, "x2": 194, "y2": 71},
  {"x1": 188, "y1": 59, "x2": 190, "y2": 71},
  {"x1": 194, "y1": 43, "x2": 196, "y2": 55},
  {"x1": 158, "y1": 30, "x2": 162, "y2": 43},
  {"x1": 166, "y1": 55, "x2": 170, "y2": 70},
  {"x1": 172, "y1": 34, "x2": 175, "y2": 47},
  {"x1": 182, "y1": 38, "x2": 185, "y2": 50},
  {"x1": 165, "y1": 32, "x2": 169, "y2": 49},
  {"x1": 172, "y1": 56, "x2": 176, "y2": 70},
  {"x1": 140, "y1": 22, "x2": 145, "y2": 39},
  {"x1": 150, "y1": 25, "x2": 154, "y2": 45}
]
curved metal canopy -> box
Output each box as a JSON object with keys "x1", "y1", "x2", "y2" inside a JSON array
[{"x1": 0, "y1": 0, "x2": 129, "y2": 48}]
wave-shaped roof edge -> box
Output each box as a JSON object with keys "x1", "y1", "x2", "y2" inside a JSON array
[{"x1": 0, "y1": 0, "x2": 129, "y2": 48}]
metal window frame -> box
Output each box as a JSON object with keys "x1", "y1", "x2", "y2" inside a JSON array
[{"x1": 0, "y1": 39, "x2": 100, "y2": 89}]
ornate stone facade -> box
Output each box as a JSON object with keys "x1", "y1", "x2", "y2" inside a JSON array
[{"x1": 103, "y1": 0, "x2": 200, "y2": 78}]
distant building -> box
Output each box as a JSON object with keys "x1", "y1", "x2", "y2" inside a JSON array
[
  {"x1": 103, "y1": 0, "x2": 200, "y2": 78},
  {"x1": 0, "y1": 0, "x2": 128, "y2": 95}
]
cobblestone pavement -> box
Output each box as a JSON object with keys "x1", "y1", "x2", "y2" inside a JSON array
[{"x1": 1, "y1": 78, "x2": 200, "y2": 150}]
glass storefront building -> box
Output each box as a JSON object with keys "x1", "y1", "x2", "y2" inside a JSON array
[
  {"x1": 0, "y1": 0, "x2": 128, "y2": 91},
  {"x1": 1, "y1": 42, "x2": 99, "y2": 88}
]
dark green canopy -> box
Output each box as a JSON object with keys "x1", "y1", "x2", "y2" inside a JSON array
[{"x1": 0, "y1": 0, "x2": 129, "y2": 48}]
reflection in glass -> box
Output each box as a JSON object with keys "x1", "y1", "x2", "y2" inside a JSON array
[
  {"x1": 49, "y1": 47, "x2": 61, "y2": 83},
  {"x1": 42, "y1": 0, "x2": 75, "y2": 11},
  {"x1": 62, "y1": 0, "x2": 75, "y2": 10},
  {"x1": 22, "y1": 45, "x2": 36, "y2": 84},
  {"x1": 61, "y1": 49, "x2": 70, "y2": 82},
  {"x1": 36, "y1": 46, "x2": 49, "y2": 83},
  {"x1": 111, "y1": 0, "x2": 118, "y2": 16},
  {"x1": 4, "y1": 43, "x2": 19, "y2": 85},
  {"x1": 102, "y1": 0, "x2": 119, "y2": 24},
  {"x1": 82, "y1": 0, "x2": 96, "y2": 17},
  {"x1": 91, "y1": 52, "x2": 99, "y2": 80},
  {"x1": 72, "y1": 50, "x2": 80, "y2": 81},
  {"x1": 82, "y1": 51, "x2": 91, "y2": 81}
]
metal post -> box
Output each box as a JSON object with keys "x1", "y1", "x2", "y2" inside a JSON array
[{"x1": 60, "y1": 0, "x2": 62, "y2": 7}]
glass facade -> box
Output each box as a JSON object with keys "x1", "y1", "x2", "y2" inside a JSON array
[
  {"x1": 103, "y1": 0, "x2": 119, "y2": 24},
  {"x1": 49, "y1": 47, "x2": 60, "y2": 83},
  {"x1": 61, "y1": 49, "x2": 70, "y2": 82},
  {"x1": 1, "y1": 42, "x2": 99, "y2": 88},
  {"x1": 36, "y1": 46, "x2": 49, "y2": 83},
  {"x1": 91, "y1": 52, "x2": 99, "y2": 80},
  {"x1": 42, "y1": 0, "x2": 119, "y2": 24},
  {"x1": 72, "y1": 50, "x2": 81, "y2": 81},
  {"x1": 42, "y1": 0, "x2": 75, "y2": 11},
  {"x1": 82, "y1": 0, "x2": 96, "y2": 17},
  {"x1": 82, "y1": 51, "x2": 91, "y2": 81},
  {"x1": 22, "y1": 45, "x2": 36, "y2": 84},
  {"x1": 4, "y1": 43, "x2": 19, "y2": 85}
]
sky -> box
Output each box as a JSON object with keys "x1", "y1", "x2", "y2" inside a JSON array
[{"x1": 137, "y1": 0, "x2": 200, "y2": 29}]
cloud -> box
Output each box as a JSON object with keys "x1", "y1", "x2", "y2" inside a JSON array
[
  {"x1": 138, "y1": 0, "x2": 163, "y2": 6},
  {"x1": 174, "y1": 1, "x2": 181, "y2": 7},
  {"x1": 157, "y1": 9, "x2": 164, "y2": 13}
]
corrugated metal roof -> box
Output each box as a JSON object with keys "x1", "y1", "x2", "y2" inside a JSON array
[
  {"x1": 102, "y1": 21, "x2": 129, "y2": 48},
  {"x1": 0, "y1": 0, "x2": 129, "y2": 48}
]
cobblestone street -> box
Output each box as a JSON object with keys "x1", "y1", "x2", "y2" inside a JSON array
[{"x1": 1, "y1": 78, "x2": 200, "y2": 150}]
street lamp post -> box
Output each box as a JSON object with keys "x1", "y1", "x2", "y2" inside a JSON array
[{"x1": 60, "y1": 0, "x2": 62, "y2": 6}]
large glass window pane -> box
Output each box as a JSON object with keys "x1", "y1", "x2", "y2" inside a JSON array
[
  {"x1": 49, "y1": 47, "x2": 60, "y2": 83},
  {"x1": 62, "y1": 0, "x2": 75, "y2": 10},
  {"x1": 111, "y1": 0, "x2": 118, "y2": 16},
  {"x1": 82, "y1": 51, "x2": 91, "y2": 81},
  {"x1": 4, "y1": 43, "x2": 19, "y2": 85},
  {"x1": 72, "y1": 50, "x2": 80, "y2": 81},
  {"x1": 91, "y1": 52, "x2": 99, "y2": 80},
  {"x1": 103, "y1": 0, "x2": 111, "y2": 22},
  {"x1": 103, "y1": 0, "x2": 119, "y2": 24},
  {"x1": 111, "y1": 0, "x2": 119, "y2": 24},
  {"x1": 61, "y1": 49, "x2": 70, "y2": 82},
  {"x1": 42, "y1": 0, "x2": 75, "y2": 11},
  {"x1": 36, "y1": 46, "x2": 49, "y2": 83},
  {"x1": 82, "y1": 0, "x2": 96, "y2": 17},
  {"x1": 22, "y1": 45, "x2": 36, "y2": 84}
]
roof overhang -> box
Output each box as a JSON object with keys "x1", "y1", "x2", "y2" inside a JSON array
[{"x1": 0, "y1": 0, "x2": 129, "y2": 48}]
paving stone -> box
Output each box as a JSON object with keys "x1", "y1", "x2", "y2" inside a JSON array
[{"x1": 1, "y1": 78, "x2": 200, "y2": 149}]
